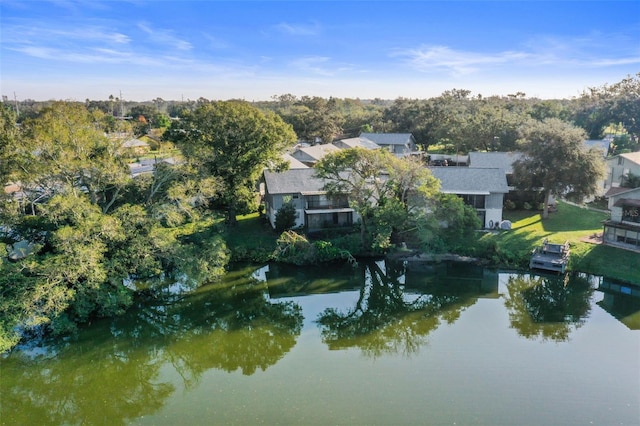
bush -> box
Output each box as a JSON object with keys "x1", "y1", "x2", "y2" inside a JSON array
[
  {"x1": 329, "y1": 233, "x2": 363, "y2": 255},
  {"x1": 273, "y1": 231, "x2": 355, "y2": 265},
  {"x1": 504, "y1": 199, "x2": 516, "y2": 210},
  {"x1": 274, "y1": 202, "x2": 298, "y2": 233}
]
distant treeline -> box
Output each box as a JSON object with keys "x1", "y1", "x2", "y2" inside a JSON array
[{"x1": 3, "y1": 73, "x2": 638, "y2": 154}]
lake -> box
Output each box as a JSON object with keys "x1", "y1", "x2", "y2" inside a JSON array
[{"x1": 2, "y1": 260, "x2": 639, "y2": 425}]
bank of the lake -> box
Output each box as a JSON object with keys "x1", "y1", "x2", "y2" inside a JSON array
[
  {"x1": 481, "y1": 201, "x2": 640, "y2": 284},
  {"x1": 229, "y1": 201, "x2": 640, "y2": 285}
]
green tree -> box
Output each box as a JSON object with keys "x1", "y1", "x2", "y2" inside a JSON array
[
  {"x1": 414, "y1": 193, "x2": 481, "y2": 253},
  {"x1": 15, "y1": 101, "x2": 130, "y2": 213},
  {"x1": 12, "y1": 192, "x2": 131, "y2": 335},
  {"x1": 315, "y1": 148, "x2": 439, "y2": 252},
  {"x1": 0, "y1": 254, "x2": 38, "y2": 352},
  {"x1": 167, "y1": 101, "x2": 297, "y2": 225},
  {"x1": 571, "y1": 73, "x2": 640, "y2": 143},
  {"x1": 0, "y1": 103, "x2": 20, "y2": 186},
  {"x1": 621, "y1": 172, "x2": 640, "y2": 188},
  {"x1": 276, "y1": 96, "x2": 344, "y2": 144},
  {"x1": 610, "y1": 134, "x2": 638, "y2": 155},
  {"x1": 513, "y1": 118, "x2": 605, "y2": 219},
  {"x1": 274, "y1": 202, "x2": 298, "y2": 232}
]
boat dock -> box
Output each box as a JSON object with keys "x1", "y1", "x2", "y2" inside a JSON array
[{"x1": 529, "y1": 239, "x2": 570, "y2": 273}]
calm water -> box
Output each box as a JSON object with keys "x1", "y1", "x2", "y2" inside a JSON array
[{"x1": 2, "y1": 261, "x2": 639, "y2": 425}]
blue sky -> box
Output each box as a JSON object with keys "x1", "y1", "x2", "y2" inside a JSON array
[{"x1": 1, "y1": 1, "x2": 639, "y2": 102}]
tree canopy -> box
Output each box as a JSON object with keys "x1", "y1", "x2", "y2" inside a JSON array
[
  {"x1": 0, "y1": 102, "x2": 231, "y2": 352},
  {"x1": 315, "y1": 148, "x2": 441, "y2": 252},
  {"x1": 166, "y1": 100, "x2": 297, "y2": 224},
  {"x1": 513, "y1": 118, "x2": 605, "y2": 218},
  {"x1": 13, "y1": 101, "x2": 130, "y2": 214}
]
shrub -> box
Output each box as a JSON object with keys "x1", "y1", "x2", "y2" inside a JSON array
[
  {"x1": 504, "y1": 199, "x2": 516, "y2": 210},
  {"x1": 273, "y1": 231, "x2": 355, "y2": 265},
  {"x1": 274, "y1": 202, "x2": 298, "y2": 233}
]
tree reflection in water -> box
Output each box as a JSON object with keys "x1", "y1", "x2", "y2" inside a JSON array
[
  {"x1": 315, "y1": 260, "x2": 480, "y2": 358},
  {"x1": 503, "y1": 273, "x2": 594, "y2": 342},
  {"x1": 2, "y1": 333, "x2": 174, "y2": 425},
  {"x1": 0, "y1": 265, "x2": 303, "y2": 425}
]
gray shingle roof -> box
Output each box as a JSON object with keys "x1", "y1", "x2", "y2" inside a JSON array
[
  {"x1": 335, "y1": 137, "x2": 381, "y2": 150},
  {"x1": 264, "y1": 168, "x2": 329, "y2": 194},
  {"x1": 468, "y1": 152, "x2": 523, "y2": 174},
  {"x1": 430, "y1": 167, "x2": 509, "y2": 194},
  {"x1": 360, "y1": 133, "x2": 414, "y2": 146},
  {"x1": 282, "y1": 153, "x2": 308, "y2": 169},
  {"x1": 291, "y1": 144, "x2": 340, "y2": 162}
]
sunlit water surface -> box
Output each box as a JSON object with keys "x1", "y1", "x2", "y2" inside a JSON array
[{"x1": 2, "y1": 261, "x2": 639, "y2": 425}]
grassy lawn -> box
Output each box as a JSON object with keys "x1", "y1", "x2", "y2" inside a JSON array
[
  {"x1": 482, "y1": 201, "x2": 640, "y2": 284},
  {"x1": 220, "y1": 205, "x2": 640, "y2": 284},
  {"x1": 223, "y1": 213, "x2": 280, "y2": 261}
]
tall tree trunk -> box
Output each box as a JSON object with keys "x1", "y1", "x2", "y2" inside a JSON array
[
  {"x1": 542, "y1": 190, "x2": 551, "y2": 219},
  {"x1": 227, "y1": 205, "x2": 237, "y2": 226},
  {"x1": 360, "y1": 215, "x2": 368, "y2": 251},
  {"x1": 102, "y1": 187, "x2": 121, "y2": 214}
]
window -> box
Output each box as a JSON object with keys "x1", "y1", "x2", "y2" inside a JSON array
[
  {"x1": 460, "y1": 194, "x2": 486, "y2": 209},
  {"x1": 307, "y1": 194, "x2": 348, "y2": 209},
  {"x1": 622, "y1": 205, "x2": 640, "y2": 224}
]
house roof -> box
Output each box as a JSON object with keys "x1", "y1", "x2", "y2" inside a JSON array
[
  {"x1": 264, "y1": 168, "x2": 331, "y2": 194},
  {"x1": 291, "y1": 144, "x2": 341, "y2": 162},
  {"x1": 429, "y1": 167, "x2": 509, "y2": 194},
  {"x1": 360, "y1": 133, "x2": 415, "y2": 146},
  {"x1": 468, "y1": 152, "x2": 523, "y2": 174},
  {"x1": 4, "y1": 182, "x2": 21, "y2": 195},
  {"x1": 620, "y1": 151, "x2": 640, "y2": 165},
  {"x1": 607, "y1": 186, "x2": 640, "y2": 201},
  {"x1": 128, "y1": 157, "x2": 177, "y2": 177},
  {"x1": 335, "y1": 137, "x2": 381, "y2": 150},
  {"x1": 282, "y1": 153, "x2": 308, "y2": 169},
  {"x1": 604, "y1": 186, "x2": 633, "y2": 198},
  {"x1": 121, "y1": 138, "x2": 149, "y2": 148}
]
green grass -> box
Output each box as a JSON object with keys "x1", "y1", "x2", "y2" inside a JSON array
[
  {"x1": 482, "y1": 202, "x2": 640, "y2": 284},
  {"x1": 218, "y1": 205, "x2": 640, "y2": 284},
  {"x1": 223, "y1": 213, "x2": 280, "y2": 262}
]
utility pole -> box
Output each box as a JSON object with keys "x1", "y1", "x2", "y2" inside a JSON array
[
  {"x1": 119, "y1": 90, "x2": 124, "y2": 117},
  {"x1": 13, "y1": 92, "x2": 19, "y2": 117}
]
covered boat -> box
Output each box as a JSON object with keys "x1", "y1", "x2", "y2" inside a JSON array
[{"x1": 529, "y1": 239, "x2": 570, "y2": 273}]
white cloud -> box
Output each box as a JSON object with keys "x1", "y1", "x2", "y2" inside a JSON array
[
  {"x1": 10, "y1": 45, "x2": 159, "y2": 66},
  {"x1": 290, "y1": 56, "x2": 335, "y2": 76},
  {"x1": 201, "y1": 33, "x2": 230, "y2": 50},
  {"x1": 393, "y1": 40, "x2": 640, "y2": 76},
  {"x1": 392, "y1": 45, "x2": 533, "y2": 75},
  {"x1": 274, "y1": 21, "x2": 320, "y2": 36},
  {"x1": 3, "y1": 24, "x2": 130, "y2": 46},
  {"x1": 137, "y1": 22, "x2": 192, "y2": 51}
]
